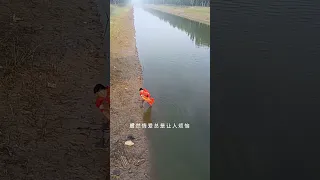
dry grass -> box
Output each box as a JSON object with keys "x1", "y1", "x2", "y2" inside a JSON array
[
  {"x1": 0, "y1": 31, "x2": 62, "y2": 178},
  {"x1": 0, "y1": 32, "x2": 59, "y2": 136},
  {"x1": 1, "y1": 31, "x2": 54, "y2": 122},
  {"x1": 110, "y1": 5, "x2": 133, "y2": 56}
]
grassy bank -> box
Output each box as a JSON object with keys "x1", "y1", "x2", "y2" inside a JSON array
[
  {"x1": 145, "y1": 5, "x2": 210, "y2": 25},
  {"x1": 110, "y1": 5, "x2": 150, "y2": 180},
  {"x1": 110, "y1": 4, "x2": 127, "y2": 15}
]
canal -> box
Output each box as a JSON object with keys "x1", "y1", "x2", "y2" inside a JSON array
[{"x1": 133, "y1": 7, "x2": 210, "y2": 180}]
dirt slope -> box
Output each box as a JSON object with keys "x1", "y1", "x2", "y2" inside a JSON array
[
  {"x1": 0, "y1": 0, "x2": 109, "y2": 179},
  {"x1": 110, "y1": 6, "x2": 150, "y2": 180}
]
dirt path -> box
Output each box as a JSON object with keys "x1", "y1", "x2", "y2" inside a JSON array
[
  {"x1": 0, "y1": 0, "x2": 109, "y2": 179},
  {"x1": 146, "y1": 5, "x2": 210, "y2": 25},
  {"x1": 110, "y1": 6, "x2": 150, "y2": 180}
]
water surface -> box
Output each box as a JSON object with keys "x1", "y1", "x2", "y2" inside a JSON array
[
  {"x1": 212, "y1": 1, "x2": 320, "y2": 178},
  {"x1": 134, "y1": 7, "x2": 210, "y2": 180}
]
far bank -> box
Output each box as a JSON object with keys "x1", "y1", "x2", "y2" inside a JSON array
[
  {"x1": 145, "y1": 5, "x2": 210, "y2": 25},
  {"x1": 110, "y1": 5, "x2": 150, "y2": 180}
]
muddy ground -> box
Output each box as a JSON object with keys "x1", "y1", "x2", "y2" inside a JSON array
[
  {"x1": 110, "y1": 6, "x2": 150, "y2": 180},
  {"x1": 0, "y1": 0, "x2": 109, "y2": 179}
]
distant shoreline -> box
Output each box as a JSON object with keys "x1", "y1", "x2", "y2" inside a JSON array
[{"x1": 145, "y1": 5, "x2": 210, "y2": 25}]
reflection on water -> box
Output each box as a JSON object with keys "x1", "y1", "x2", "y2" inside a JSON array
[
  {"x1": 143, "y1": 106, "x2": 153, "y2": 124},
  {"x1": 145, "y1": 8, "x2": 210, "y2": 47},
  {"x1": 134, "y1": 7, "x2": 210, "y2": 180}
]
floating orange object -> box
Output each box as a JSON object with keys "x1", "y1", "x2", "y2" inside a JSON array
[
  {"x1": 139, "y1": 88, "x2": 154, "y2": 106},
  {"x1": 142, "y1": 96, "x2": 155, "y2": 106}
]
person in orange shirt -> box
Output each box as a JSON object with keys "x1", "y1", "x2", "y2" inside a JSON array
[
  {"x1": 94, "y1": 84, "x2": 110, "y2": 121},
  {"x1": 139, "y1": 88, "x2": 155, "y2": 108}
]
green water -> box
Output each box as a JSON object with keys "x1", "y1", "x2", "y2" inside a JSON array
[{"x1": 134, "y1": 7, "x2": 210, "y2": 180}]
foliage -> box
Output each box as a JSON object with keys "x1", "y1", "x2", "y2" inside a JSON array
[
  {"x1": 142, "y1": 0, "x2": 209, "y2": 6},
  {"x1": 110, "y1": 0, "x2": 210, "y2": 7}
]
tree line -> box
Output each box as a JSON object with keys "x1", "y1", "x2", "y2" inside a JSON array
[
  {"x1": 143, "y1": 0, "x2": 210, "y2": 6},
  {"x1": 110, "y1": 0, "x2": 210, "y2": 7},
  {"x1": 146, "y1": 9, "x2": 210, "y2": 47},
  {"x1": 110, "y1": 0, "x2": 130, "y2": 5}
]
